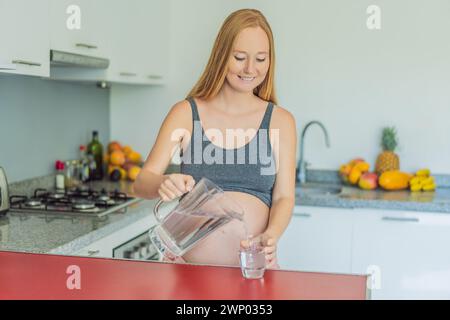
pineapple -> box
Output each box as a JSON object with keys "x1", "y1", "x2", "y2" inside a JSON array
[{"x1": 375, "y1": 127, "x2": 400, "y2": 176}]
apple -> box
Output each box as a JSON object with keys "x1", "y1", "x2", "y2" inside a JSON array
[
  {"x1": 349, "y1": 158, "x2": 365, "y2": 166},
  {"x1": 358, "y1": 172, "x2": 378, "y2": 190}
]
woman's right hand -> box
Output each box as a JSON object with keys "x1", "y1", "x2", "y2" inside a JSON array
[{"x1": 158, "y1": 173, "x2": 196, "y2": 202}]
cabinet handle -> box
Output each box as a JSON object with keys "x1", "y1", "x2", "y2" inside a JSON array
[
  {"x1": 382, "y1": 216, "x2": 419, "y2": 223},
  {"x1": 148, "y1": 74, "x2": 163, "y2": 80},
  {"x1": 87, "y1": 249, "x2": 100, "y2": 256},
  {"x1": 120, "y1": 72, "x2": 137, "y2": 77},
  {"x1": 12, "y1": 60, "x2": 41, "y2": 67},
  {"x1": 296, "y1": 213, "x2": 312, "y2": 218},
  {"x1": 76, "y1": 43, "x2": 98, "y2": 49}
]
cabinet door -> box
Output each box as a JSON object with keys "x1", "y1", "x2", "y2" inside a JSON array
[
  {"x1": 49, "y1": 0, "x2": 109, "y2": 57},
  {"x1": 136, "y1": 0, "x2": 169, "y2": 84},
  {"x1": 351, "y1": 209, "x2": 450, "y2": 299},
  {"x1": 49, "y1": 0, "x2": 169, "y2": 84},
  {"x1": 277, "y1": 206, "x2": 354, "y2": 274},
  {"x1": 0, "y1": 0, "x2": 50, "y2": 77},
  {"x1": 73, "y1": 215, "x2": 155, "y2": 258},
  {"x1": 105, "y1": 0, "x2": 169, "y2": 84}
]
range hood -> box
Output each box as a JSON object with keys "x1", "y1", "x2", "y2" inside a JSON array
[{"x1": 50, "y1": 50, "x2": 109, "y2": 69}]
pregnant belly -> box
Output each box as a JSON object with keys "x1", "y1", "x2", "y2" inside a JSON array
[{"x1": 182, "y1": 191, "x2": 270, "y2": 266}]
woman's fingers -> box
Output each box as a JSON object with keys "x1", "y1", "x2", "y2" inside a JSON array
[
  {"x1": 164, "y1": 179, "x2": 184, "y2": 197},
  {"x1": 158, "y1": 189, "x2": 171, "y2": 202},
  {"x1": 265, "y1": 250, "x2": 276, "y2": 262},
  {"x1": 266, "y1": 257, "x2": 280, "y2": 269},
  {"x1": 159, "y1": 184, "x2": 177, "y2": 201},
  {"x1": 169, "y1": 175, "x2": 190, "y2": 194}
]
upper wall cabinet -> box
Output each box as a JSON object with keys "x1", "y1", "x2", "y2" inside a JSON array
[
  {"x1": 49, "y1": 0, "x2": 169, "y2": 85},
  {"x1": 49, "y1": 0, "x2": 109, "y2": 58},
  {"x1": 105, "y1": 0, "x2": 169, "y2": 85},
  {"x1": 0, "y1": 0, "x2": 50, "y2": 77}
]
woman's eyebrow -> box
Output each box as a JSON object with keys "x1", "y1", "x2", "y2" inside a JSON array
[{"x1": 233, "y1": 50, "x2": 268, "y2": 54}]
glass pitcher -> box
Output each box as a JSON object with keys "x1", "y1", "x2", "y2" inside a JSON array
[{"x1": 148, "y1": 177, "x2": 244, "y2": 261}]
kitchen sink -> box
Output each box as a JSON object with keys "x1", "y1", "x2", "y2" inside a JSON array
[{"x1": 297, "y1": 184, "x2": 343, "y2": 197}]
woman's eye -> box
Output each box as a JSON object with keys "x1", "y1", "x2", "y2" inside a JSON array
[
  {"x1": 256, "y1": 58, "x2": 266, "y2": 62},
  {"x1": 234, "y1": 56, "x2": 245, "y2": 61}
]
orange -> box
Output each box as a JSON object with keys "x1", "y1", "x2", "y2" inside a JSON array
[
  {"x1": 108, "y1": 141, "x2": 122, "y2": 153},
  {"x1": 110, "y1": 150, "x2": 126, "y2": 166},
  {"x1": 127, "y1": 151, "x2": 142, "y2": 164},
  {"x1": 122, "y1": 145, "x2": 133, "y2": 156}
]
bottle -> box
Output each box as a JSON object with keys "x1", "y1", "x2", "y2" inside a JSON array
[
  {"x1": 55, "y1": 160, "x2": 65, "y2": 191},
  {"x1": 87, "y1": 154, "x2": 97, "y2": 181},
  {"x1": 64, "y1": 160, "x2": 80, "y2": 188},
  {"x1": 78, "y1": 145, "x2": 90, "y2": 183},
  {"x1": 87, "y1": 131, "x2": 104, "y2": 180}
]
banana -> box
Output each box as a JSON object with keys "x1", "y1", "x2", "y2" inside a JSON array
[
  {"x1": 416, "y1": 168, "x2": 430, "y2": 177},
  {"x1": 408, "y1": 169, "x2": 436, "y2": 192},
  {"x1": 422, "y1": 183, "x2": 436, "y2": 191},
  {"x1": 421, "y1": 177, "x2": 435, "y2": 185},
  {"x1": 409, "y1": 177, "x2": 422, "y2": 186}
]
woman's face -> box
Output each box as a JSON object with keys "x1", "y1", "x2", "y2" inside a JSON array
[{"x1": 226, "y1": 26, "x2": 270, "y2": 94}]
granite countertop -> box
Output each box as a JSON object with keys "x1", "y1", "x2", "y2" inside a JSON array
[
  {"x1": 2, "y1": 168, "x2": 450, "y2": 256},
  {"x1": 296, "y1": 182, "x2": 450, "y2": 213},
  {"x1": 0, "y1": 178, "x2": 162, "y2": 254}
]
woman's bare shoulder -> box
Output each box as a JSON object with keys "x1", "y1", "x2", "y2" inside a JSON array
[
  {"x1": 271, "y1": 104, "x2": 296, "y2": 129},
  {"x1": 165, "y1": 99, "x2": 192, "y2": 128}
]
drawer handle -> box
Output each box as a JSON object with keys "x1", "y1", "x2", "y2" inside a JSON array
[
  {"x1": 87, "y1": 249, "x2": 100, "y2": 256},
  {"x1": 296, "y1": 213, "x2": 312, "y2": 218},
  {"x1": 120, "y1": 72, "x2": 137, "y2": 77},
  {"x1": 12, "y1": 60, "x2": 41, "y2": 67},
  {"x1": 382, "y1": 216, "x2": 419, "y2": 223},
  {"x1": 148, "y1": 74, "x2": 163, "y2": 79},
  {"x1": 76, "y1": 43, "x2": 98, "y2": 49}
]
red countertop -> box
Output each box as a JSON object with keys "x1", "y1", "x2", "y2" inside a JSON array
[{"x1": 0, "y1": 251, "x2": 368, "y2": 300}]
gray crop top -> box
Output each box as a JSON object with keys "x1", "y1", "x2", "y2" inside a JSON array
[{"x1": 180, "y1": 97, "x2": 276, "y2": 207}]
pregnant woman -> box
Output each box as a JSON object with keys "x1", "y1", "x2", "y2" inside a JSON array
[{"x1": 133, "y1": 9, "x2": 297, "y2": 268}]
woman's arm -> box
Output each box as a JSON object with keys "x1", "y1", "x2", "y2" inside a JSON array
[
  {"x1": 240, "y1": 107, "x2": 297, "y2": 268},
  {"x1": 133, "y1": 100, "x2": 191, "y2": 199},
  {"x1": 265, "y1": 108, "x2": 297, "y2": 240}
]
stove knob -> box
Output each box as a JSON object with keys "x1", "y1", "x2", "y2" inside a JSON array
[
  {"x1": 132, "y1": 245, "x2": 141, "y2": 259},
  {"x1": 139, "y1": 242, "x2": 148, "y2": 258},
  {"x1": 123, "y1": 250, "x2": 133, "y2": 259}
]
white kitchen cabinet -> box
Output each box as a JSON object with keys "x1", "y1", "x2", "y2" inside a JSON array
[
  {"x1": 105, "y1": 0, "x2": 169, "y2": 85},
  {"x1": 277, "y1": 206, "x2": 354, "y2": 274},
  {"x1": 351, "y1": 208, "x2": 450, "y2": 299},
  {"x1": 73, "y1": 215, "x2": 155, "y2": 258},
  {"x1": 49, "y1": 0, "x2": 109, "y2": 57},
  {"x1": 0, "y1": 0, "x2": 50, "y2": 77},
  {"x1": 49, "y1": 0, "x2": 169, "y2": 84}
]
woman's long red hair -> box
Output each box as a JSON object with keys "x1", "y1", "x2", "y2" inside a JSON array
[{"x1": 187, "y1": 9, "x2": 277, "y2": 105}]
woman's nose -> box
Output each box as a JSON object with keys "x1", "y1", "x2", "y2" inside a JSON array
[{"x1": 244, "y1": 59, "x2": 256, "y2": 74}]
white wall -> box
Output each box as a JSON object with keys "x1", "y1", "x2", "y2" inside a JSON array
[
  {"x1": 110, "y1": 0, "x2": 450, "y2": 174},
  {"x1": 0, "y1": 75, "x2": 110, "y2": 182}
]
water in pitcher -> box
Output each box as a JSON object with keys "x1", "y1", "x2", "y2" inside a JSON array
[{"x1": 156, "y1": 208, "x2": 244, "y2": 257}]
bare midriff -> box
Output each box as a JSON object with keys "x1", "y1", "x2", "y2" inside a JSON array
[{"x1": 182, "y1": 191, "x2": 269, "y2": 266}]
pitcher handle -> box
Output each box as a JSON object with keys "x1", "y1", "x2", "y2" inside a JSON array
[{"x1": 153, "y1": 199, "x2": 165, "y2": 223}]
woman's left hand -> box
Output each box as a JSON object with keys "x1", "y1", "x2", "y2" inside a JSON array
[{"x1": 240, "y1": 232, "x2": 279, "y2": 269}]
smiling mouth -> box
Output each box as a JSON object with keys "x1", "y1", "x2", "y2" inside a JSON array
[{"x1": 238, "y1": 75, "x2": 255, "y2": 82}]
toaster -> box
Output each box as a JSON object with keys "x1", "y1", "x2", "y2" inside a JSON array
[{"x1": 0, "y1": 167, "x2": 9, "y2": 215}]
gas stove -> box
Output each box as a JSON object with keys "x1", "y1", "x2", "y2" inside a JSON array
[{"x1": 9, "y1": 185, "x2": 141, "y2": 218}]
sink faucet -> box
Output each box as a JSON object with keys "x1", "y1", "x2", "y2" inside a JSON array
[{"x1": 296, "y1": 120, "x2": 331, "y2": 184}]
